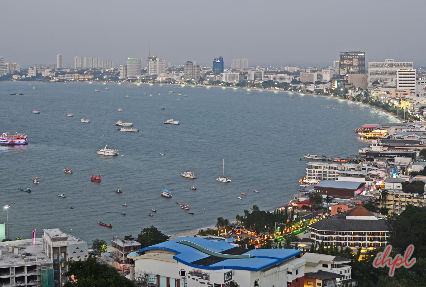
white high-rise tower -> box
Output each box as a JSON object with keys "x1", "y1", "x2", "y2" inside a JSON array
[{"x1": 57, "y1": 54, "x2": 63, "y2": 69}]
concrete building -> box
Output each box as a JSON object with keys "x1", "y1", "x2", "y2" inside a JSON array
[
  {"x1": 310, "y1": 205, "x2": 389, "y2": 248},
  {"x1": 119, "y1": 65, "x2": 127, "y2": 79},
  {"x1": 222, "y1": 72, "x2": 241, "y2": 83},
  {"x1": 271, "y1": 74, "x2": 294, "y2": 83},
  {"x1": 231, "y1": 58, "x2": 248, "y2": 70},
  {"x1": 348, "y1": 74, "x2": 367, "y2": 89},
  {"x1": 8, "y1": 63, "x2": 20, "y2": 73},
  {"x1": 247, "y1": 70, "x2": 264, "y2": 82},
  {"x1": 134, "y1": 236, "x2": 305, "y2": 287},
  {"x1": 102, "y1": 60, "x2": 113, "y2": 69},
  {"x1": 183, "y1": 61, "x2": 200, "y2": 81},
  {"x1": 314, "y1": 181, "x2": 365, "y2": 199},
  {"x1": 339, "y1": 51, "x2": 365, "y2": 79},
  {"x1": 110, "y1": 237, "x2": 141, "y2": 272},
  {"x1": 74, "y1": 56, "x2": 86, "y2": 70},
  {"x1": 397, "y1": 69, "x2": 416, "y2": 91},
  {"x1": 126, "y1": 58, "x2": 141, "y2": 79},
  {"x1": 88, "y1": 57, "x2": 99, "y2": 69},
  {"x1": 0, "y1": 239, "x2": 54, "y2": 286},
  {"x1": 0, "y1": 57, "x2": 8, "y2": 75},
  {"x1": 284, "y1": 66, "x2": 299, "y2": 73},
  {"x1": 42, "y1": 228, "x2": 88, "y2": 286},
  {"x1": 390, "y1": 89, "x2": 410, "y2": 99},
  {"x1": 305, "y1": 162, "x2": 362, "y2": 181},
  {"x1": 27, "y1": 67, "x2": 36, "y2": 77},
  {"x1": 212, "y1": 57, "x2": 224, "y2": 74},
  {"x1": 372, "y1": 190, "x2": 425, "y2": 214},
  {"x1": 368, "y1": 59, "x2": 413, "y2": 88},
  {"x1": 56, "y1": 54, "x2": 62, "y2": 69},
  {"x1": 147, "y1": 56, "x2": 165, "y2": 75},
  {"x1": 300, "y1": 72, "x2": 317, "y2": 83}
]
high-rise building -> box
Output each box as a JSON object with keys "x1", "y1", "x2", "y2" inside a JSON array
[
  {"x1": 397, "y1": 69, "x2": 416, "y2": 91},
  {"x1": 119, "y1": 65, "x2": 127, "y2": 79},
  {"x1": 247, "y1": 70, "x2": 264, "y2": 81},
  {"x1": 27, "y1": 67, "x2": 37, "y2": 77},
  {"x1": 126, "y1": 58, "x2": 141, "y2": 79},
  {"x1": 368, "y1": 59, "x2": 413, "y2": 88},
  {"x1": 213, "y1": 57, "x2": 224, "y2": 74},
  {"x1": 147, "y1": 56, "x2": 165, "y2": 75},
  {"x1": 74, "y1": 56, "x2": 86, "y2": 70},
  {"x1": 88, "y1": 57, "x2": 100, "y2": 69},
  {"x1": 339, "y1": 51, "x2": 365, "y2": 78},
  {"x1": 8, "y1": 62, "x2": 20, "y2": 73},
  {"x1": 102, "y1": 60, "x2": 113, "y2": 69},
  {"x1": 0, "y1": 57, "x2": 8, "y2": 75},
  {"x1": 184, "y1": 61, "x2": 200, "y2": 81},
  {"x1": 57, "y1": 54, "x2": 63, "y2": 69},
  {"x1": 231, "y1": 59, "x2": 248, "y2": 70}
]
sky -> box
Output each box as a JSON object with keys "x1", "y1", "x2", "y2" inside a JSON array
[{"x1": 2, "y1": 0, "x2": 426, "y2": 68}]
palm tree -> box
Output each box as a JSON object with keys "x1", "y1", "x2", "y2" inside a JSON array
[{"x1": 325, "y1": 196, "x2": 333, "y2": 213}]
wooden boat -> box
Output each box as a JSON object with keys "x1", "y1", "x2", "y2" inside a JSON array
[
  {"x1": 91, "y1": 174, "x2": 101, "y2": 182},
  {"x1": 241, "y1": 192, "x2": 246, "y2": 196},
  {"x1": 64, "y1": 167, "x2": 72, "y2": 174},
  {"x1": 98, "y1": 221, "x2": 112, "y2": 228},
  {"x1": 57, "y1": 194, "x2": 66, "y2": 198},
  {"x1": 148, "y1": 213, "x2": 153, "y2": 217},
  {"x1": 116, "y1": 188, "x2": 122, "y2": 193},
  {"x1": 181, "y1": 204, "x2": 190, "y2": 210}
]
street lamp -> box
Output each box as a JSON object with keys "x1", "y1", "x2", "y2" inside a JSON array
[{"x1": 4, "y1": 205, "x2": 10, "y2": 240}]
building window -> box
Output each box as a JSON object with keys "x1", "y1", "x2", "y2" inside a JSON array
[
  {"x1": 322, "y1": 264, "x2": 328, "y2": 268},
  {"x1": 317, "y1": 283, "x2": 321, "y2": 286},
  {"x1": 296, "y1": 269, "x2": 298, "y2": 275}
]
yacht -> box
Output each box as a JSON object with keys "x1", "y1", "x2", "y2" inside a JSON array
[
  {"x1": 118, "y1": 127, "x2": 139, "y2": 132},
  {"x1": 181, "y1": 171, "x2": 196, "y2": 179},
  {"x1": 81, "y1": 118, "x2": 90, "y2": 123},
  {"x1": 161, "y1": 190, "x2": 172, "y2": 198},
  {"x1": 116, "y1": 120, "x2": 133, "y2": 127},
  {"x1": 216, "y1": 177, "x2": 232, "y2": 183},
  {"x1": 164, "y1": 119, "x2": 180, "y2": 125},
  {"x1": 97, "y1": 145, "x2": 119, "y2": 156}
]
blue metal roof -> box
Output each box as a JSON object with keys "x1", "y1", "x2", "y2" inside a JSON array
[{"x1": 139, "y1": 237, "x2": 300, "y2": 271}]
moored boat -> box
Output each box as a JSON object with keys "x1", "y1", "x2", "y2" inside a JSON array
[
  {"x1": 91, "y1": 174, "x2": 101, "y2": 182},
  {"x1": 148, "y1": 213, "x2": 153, "y2": 217},
  {"x1": 164, "y1": 119, "x2": 180, "y2": 125},
  {"x1": 216, "y1": 159, "x2": 231, "y2": 183},
  {"x1": 118, "y1": 127, "x2": 139, "y2": 132},
  {"x1": 32, "y1": 177, "x2": 39, "y2": 184},
  {"x1": 19, "y1": 188, "x2": 31, "y2": 193},
  {"x1": 332, "y1": 158, "x2": 349, "y2": 163},
  {"x1": 57, "y1": 194, "x2": 66, "y2": 198},
  {"x1": 3, "y1": 132, "x2": 28, "y2": 145},
  {"x1": 115, "y1": 120, "x2": 133, "y2": 127},
  {"x1": 180, "y1": 204, "x2": 190, "y2": 210},
  {"x1": 120, "y1": 212, "x2": 126, "y2": 215},
  {"x1": 116, "y1": 188, "x2": 122, "y2": 194},
  {"x1": 161, "y1": 190, "x2": 172, "y2": 198},
  {"x1": 181, "y1": 171, "x2": 196, "y2": 179},
  {"x1": 64, "y1": 167, "x2": 73, "y2": 174},
  {"x1": 67, "y1": 113, "x2": 73, "y2": 117},
  {"x1": 97, "y1": 145, "x2": 119, "y2": 156},
  {"x1": 81, "y1": 118, "x2": 90, "y2": 123},
  {"x1": 32, "y1": 110, "x2": 40, "y2": 114},
  {"x1": 98, "y1": 221, "x2": 112, "y2": 228}
]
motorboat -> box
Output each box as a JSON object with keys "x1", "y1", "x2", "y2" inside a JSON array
[
  {"x1": 148, "y1": 213, "x2": 153, "y2": 217},
  {"x1": 181, "y1": 204, "x2": 190, "y2": 210},
  {"x1": 164, "y1": 119, "x2": 180, "y2": 125},
  {"x1": 333, "y1": 158, "x2": 349, "y2": 163},
  {"x1": 151, "y1": 208, "x2": 156, "y2": 212},
  {"x1": 188, "y1": 212, "x2": 194, "y2": 215},
  {"x1": 241, "y1": 192, "x2": 246, "y2": 196},
  {"x1": 161, "y1": 190, "x2": 172, "y2": 198},
  {"x1": 254, "y1": 190, "x2": 260, "y2": 193},
  {"x1": 216, "y1": 159, "x2": 231, "y2": 183},
  {"x1": 32, "y1": 177, "x2": 39, "y2": 184},
  {"x1": 126, "y1": 95, "x2": 130, "y2": 98},
  {"x1": 118, "y1": 108, "x2": 122, "y2": 112},
  {"x1": 57, "y1": 194, "x2": 66, "y2": 198},
  {"x1": 118, "y1": 127, "x2": 139, "y2": 132},
  {"x1": 97, "y1": 145, "x2": 119, "y2": 156},
  {"x1": 81, "y1": 118, "x2": 90, "y2": 123},
  {"x1": 10, "y1": 93, "x2": 24, "y2": 95},
  {"x1": 0, "y1": 137, "x2": 14, "y2": 146},
  {"x1": 116, "y1": 120, "x2": 133, "y2": 127},
  {"x1": 19, "y1": 188, "x2": 31, "y2": 193},
  {"x1": 67, "y1": 113, "x2": 73, "y2": 117},
  {"x1": 303, "y1": 154, "x2": 319, "y2": 159},
  {"x1": 190, "y1": 185, "x2": 197, "y2": 190},
  {"x1": 237, "y1": 197, "x2": 243, "y2": 200},
  {"x1": 64, "y1": 167, "x2": 73, "y2": 174},
  {"x1": 123, "y1": 203, "x2": 127, "y2": 207},
  {"x1": 181, "y1": 171, "x2": 196, "y2": 179},
  {"x1": 120, "y1": 212, "x2": 126, "y2": 215},
  {"x1": 159, "y1": 153, "x2": 165, "y2": 156},
  {"x1": 161, "y1": 107, "x2": 165, "y2": 110},
  {"x1": 95, "y1": 90, "x2": 100, "y2": 92},
  {"x1": 32, "y1": 110, "x2": 40, "y2": 114},
  {"x1": 116, "y1": 188, "x2": 122, "y2": 194},
  {"x1": 98, "y1": 221, "x2": 112, "y2": 228},
  {"x1": 91, "y1": 174, "x2": 101, "y2": 182},
  {"x1": 105, "y1": 88, "x2": 109, "y2": 90}
]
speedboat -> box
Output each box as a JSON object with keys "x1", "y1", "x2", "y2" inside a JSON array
[
  {"x1": 19, "y1": 188, "x2": 31, "y2": 193},
  {"x1": 64, "y1": 167, "x2": 72, "y2": 174},
  {"x1": 237, "y1": 197, "x2": 242, "y2": 200},
  {"x1": 216, "y1": 177, "x2": 231, "y2": 183},
  {"x1": 118, "y1": 108, "x2": 122, "y2": 112},
  {"x1": 94, "y1": 90, "x2": 100, "y2": 92},
  {"x1": 118, "y1": 127, "x2": 139, "y2": 132},
  {"x1": 241, "y1": 192, "x2": 246, "y2": 196},
  {"x1": 181, "y1": 171, "x2": 196, "y2": 179},
  {"x1": 190, "y1": 185, "x2": 197, "y2": 190},
  {"x1": 254, "y1": 190, "x2": 260, "y2": 193},
  {"x1": 98, "y1": 221, "x2": 112, "y2": 228},
  {"x1": 32, "y1": 177, "x2": 39, "y2": 184},
  {"x1": 116, "y1": 188, "x2": 122, "y2": 193},
  {"x1": 116, "y1": 120, "x2": 133, "y2": 127},
  {"x1": 32, "y1": 110, "x2": 40, "y2": 114},
  {"x1": 57, "y1": 194, "x2": 66, "y2": 198},
  {"x1": 105, "y1": 88, "x2": 109, "y2": 90},
  {"x1": 120, "y1": 212, "x2": 126, "y2": 215},
  {"x1": 67, "y1": 113, "x2": 73, "y2": 117},
  {"x1": 123, "y1": 202, "x2": 127, "y2": 207},
  {"x1": 303, "y1": 154, "x2": 318, "y2": 159},
  {"x1": 97, "y1": 145, "x2": 119, "y2": 156},
  {"x1": 151, "y1": 208, "x2": 156, "y2": 212},
  {"x1": 161, "y1": 190, "x2": 172, "y2": 198},
  {"x1": 81, "y1": 118, "x2": 90, "y2": 123},
  {"x1": 180, "y1": 204, "x2": 190, "y2": 210},
  {"x1": 91, "y1": 174, "x2": 101, "y2": 182},
  {"x1": 164, "y1": 119, "x2": 180, "y2": 125}
]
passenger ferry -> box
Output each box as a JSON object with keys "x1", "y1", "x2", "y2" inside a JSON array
[{"x1": 3, "y1": 132, "x2": 27, "y2": 145}]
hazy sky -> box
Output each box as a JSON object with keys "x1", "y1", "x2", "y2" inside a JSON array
[{"x1": 2, "y1": 0, "x2": 426, "y2": 68}]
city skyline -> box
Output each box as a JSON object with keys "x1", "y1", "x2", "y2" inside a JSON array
[{"x1": 2, "y1": 0, "x2": 426, "y2": 68}]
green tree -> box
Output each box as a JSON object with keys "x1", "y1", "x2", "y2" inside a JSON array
[
  {"x1": 309, "y1": 193, "x2": 323, "y2": 210},
  {"x1": 379, "y1": 207, "x2": 389, "y2": 215},
  {"x1": 91, "y1": 239, "x2": 107, "y2": 254},
  {"x1": 363, "y1": 200, "x2": 376, "y2": 212},
  {"x1": 64, "y1": 255, "x2": 136, "y2": 287},
  {"x1": 402, "y1": 181, "x2": 425, "y2": 194},
  {"x1": 137, "y1": 225, "x2": 169, "y2": 249},
  {"x1": 420, "y1": 148, "x2": 426, "y2": 158},
  {"x1": 325, "y1": 195, "x2": 333, "y2": 213}
]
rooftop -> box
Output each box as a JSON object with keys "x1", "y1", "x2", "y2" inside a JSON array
[
  {"x1": 305, "y1": 270, "x2": 345, "y2": 280},
  {"x1": 315, "y1": 181, "x2": 364, "y2": 190},
  {"x1": 139, "y1": 237, "x2": 300, "y2": 271},
  {"x1": 0, "y1": 239, "x2": 52, "y2": 267}
]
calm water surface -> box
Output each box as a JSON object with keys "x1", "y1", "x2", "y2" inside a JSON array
[{"x1": 0, "y1": 82, "x2": 398, "y2": 243}]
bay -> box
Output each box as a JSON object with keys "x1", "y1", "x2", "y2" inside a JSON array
[{"x1": 0, "y1": 82, "x2": 398, "y2": 243}]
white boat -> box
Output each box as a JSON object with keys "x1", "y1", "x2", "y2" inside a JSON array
[
  {"x1": 32, "y1": 110, "x2": 40, "y2": 114},
  {"x1": 95, "y1": 90, "x2": 100, "y2": 92},
  {"x1": 105, "y1": 88, "x2": 109, "y2": 90},
  {"x1": 118, "y1": 127, "x2": 139, "y2": 132},
  {"x1": 254, "y1": 190, "x2": 260, "y2": 193},
  {"x1": 237, "y1": 197, "x2": 242, "y2": 200},
  {"x1": 181, "y1": 171, "x2": 196, "y2": 179},
  {"x1": 126, "y1": 95, "x2": 130, "y2": 98},
  {"x1": 118, "y1": 108, "x2": 122, "y2": 112},
  {"x1": 97, "y1": 145, "x2": 119, "y2": 156},
  {"x1": 32, "y1": 177, "x2": 39, "y2": 184},
  {"x1": 116, "y1": 120, "x2": 133, "y2": 127},
  {"x1": 303, "y1": 154, "x2": 318, "y2": 159},
  {"x1": 164, "y1": 119, "x2": 180, "y2": 125},
  {"x1": 81, "y1": 118, "x2": 90, "y2": 123},
  {"x1": 67, "y1": 113, "x2": 73, "y2": 117},
  {"x1": 216, "y1": 159, "x2": 231, "y2": 183}
]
